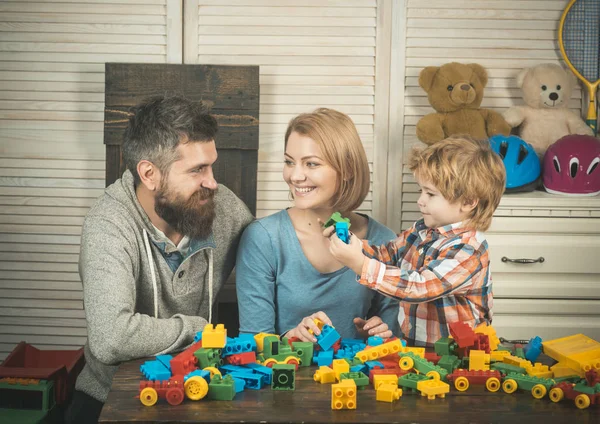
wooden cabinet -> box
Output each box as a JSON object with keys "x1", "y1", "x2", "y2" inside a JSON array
[{"x1": 486, "y1": 192, "x2": 600, "y2": 341}]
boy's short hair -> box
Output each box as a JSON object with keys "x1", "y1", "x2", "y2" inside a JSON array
[
  {"x1": 284, "y1": 108, "x2": 370, "y2": 213},
  {"x1": 408, "y1": 135, "x2": 506, "y2": 231}
]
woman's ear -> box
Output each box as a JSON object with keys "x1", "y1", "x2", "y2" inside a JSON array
[{"x1": 137, "y1": 160, "x2": 160, "y2": 191}]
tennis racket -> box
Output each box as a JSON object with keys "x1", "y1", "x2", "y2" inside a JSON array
[{"x1": 558, "y1": 0, "x2": 600, "y2": 135}]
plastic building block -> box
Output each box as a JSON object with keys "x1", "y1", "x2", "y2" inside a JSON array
[
  {"x1": 155, "y1": 355, "x2": 173, "y2": 372},
  {"x1": 446, "y1": 369, "x2": 502, "y2": 392},
  {"x1": 449, "y1": 321, "x2": 476, "y2": 348},
  {"x1": 502, "y1": 354, "x2": 531, "y2": 369},
  {"x1": 262, "y1": 336, "x2": 302, "y2": 365},
  {"x1": 437, "y1": 355, "x2": 461, "y2": 374},
  {"x1": 417, "y1": 379, "x2": 450, "y2": 399},
  {"x1": 491, "y1": 362, "x2": 526, "y2": 376},
  {"x1": 339, "y1": 372, "x2": 369, "y2": 389},
  {"x1": 355, "y1": 339, "x2": 403, "y2": 362},
  {"x1": 331, "y1": 379, "x2": 356, "y2": 410},
  {"x1": 314, "y1": 366, "x2": 336, "y2": 384},
  {"x1": 369, "y1": 368, "x2": 409, "y2": 383},
  {"x1": 524, "y1": 336, "x2": 543, "y2": 362},
  {"x1": 525, "y1": 363, "x2": 553, "y2": 379},
  {"x1": 323, "y1": 212, "x2": 351, "y2": 230},
  {"x1": 335, "y1": 222, "x2": 349, "y2": 244},
  {"x1": 490, "y1": 350, "x2": 511, "y2": 362},
  {"x1": 550, "y1": 380, "x2": 600, "y2": 409},
  {"x1": 243, "y1": 363, "x2": 273, "y2": 385},
  {"x1": 231, "y1": 377, "x2": 246, "y2": 393},
  {"x1": 341, "y1": 339, "x2": 367, "y2": 350},
  {"x1": 502, "y1": 372, "x2": 556, "y2": 399},
  {"x1": 194, "y1": 348, "x2": 223, "y2": 369},
  {"x1": 367, "y1": 336, "x2": 384, "y2": 346},
  {"x1": 291, "y1": 341, "x2": 314, "y2": 367},
  {"x1": 332, "y1": 359, "x2": 350, "y2": 381},
  {"x1": 398, "y1": 373, "x2": 431, "y2": 391},
  {"x1": 229, "y1": 372, "x2": 263, "y2": 390},
  {"x1": 434, "y1": 337, "x2": 457, "y2": 356},
  {"x1": 201, "y1": 324, "x2": 227, "y2": 349},
  {"x1": 474, "y1": 323, "x2": 501, "y2": 351},
  {"x1": 0, "y1": 378, "x2": 56, "y2": 422},
  {"x1": 184, "y1": 369, "x2": 210, "y2": 383},
  {"x1": 316, "y1": 325, "x2": 341, "y2": 351},
  {"x1": 315, "y1": 350, "x2": 334, "y2": 367},
  {"x1": 373, "y1": 374, "x2": 399, "y2": 389},
  {"x1": 140, "y1": 359, "x2": 171, "y2": 381},
  {"x1": 222, "y1": 336, "x2": 255, "y2": 356},
  {"x1": 202, "y1": 366, "x2": 221, "y2": 379},
  {"x1": 253, "y1": 333, "x2": 279, "y2": 353},
  {"x1": 271, "y1": 364, "x2": 295, "y2": 390},
  {"x1": 424, "y1": 352, "x2": 441, "y2": 365},
  {"x1": 364, "y1": 360, "x2": 384, "y2": 371},
  {"x1": 170, "y1": 340, "x2": 203, "y2": 376},
  {"x1": 398, "y1": 352, "x2": 449, "y2": 381},
  {"x1": 376, "y1": 383, "x2": 403, "y2": 402},
  {"x1": 469, "y1": 350, "x2": 490, "y2": 371},
  {"x1": 139, "y1": 378, "x2": 185, "y2": 406},
  {"x1": 403, "y1": 346, "x2": 426, "y2": 358},
  {"x1": 543, "y1": 334, "x2": 600, "y2": 377},
  {"x1": 350, "y1": 364, "x2": 368, "y2": 374},
  {"x1": 225, "y1": 351, "x2": 256, "y2": 366},
  {"x1": 207, "y1": 374, "x2": 236, "y2": 400}
]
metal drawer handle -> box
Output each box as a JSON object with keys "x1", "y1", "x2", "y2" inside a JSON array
[{"x1": 501, "y1": 256, "x2": 545, "y2": 264}]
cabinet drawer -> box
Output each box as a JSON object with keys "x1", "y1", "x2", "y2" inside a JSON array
[
  {"x1": 486, "y1": 233, "x2": 600, "y2": 274},
  {"x1": 492, "y1": 273, "x2": 599, "y2": 299}
]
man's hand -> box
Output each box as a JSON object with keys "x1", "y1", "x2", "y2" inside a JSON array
[
  {"x1": 285, "y1": 311, "x2": 333, "y2": 343},
  {"x1": 323, "y1": 226, "x2": 365, "y2": 275},
  {"x1": 353, "y1": 316, "x2": 392, "y2": 339}
]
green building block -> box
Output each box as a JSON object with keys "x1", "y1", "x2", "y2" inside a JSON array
[
  {"x1": 504, "y1": 372, "x2": 555, "y2": 392},
  {"x1": 323, "y1": 212, "x2": 351, "y2": 229},
  {"x1": 271, "y1": 364, "x2": 296, "y2": 390},
  {"x1": 400, "y1": 352, "x2": 449, "y2": 381},
  {"x1": 339, "y1": 372, "x2": 369, "y2": 389},
  {"x1": 514, "y1": 347, "x2": 526, "y2": 359},
  {"x1": 0, "y1": 379, "x2": 56, "y2": 423},
  {"x1": 437, "y1": 355, "x2": 461, "y2": 374},
  {"x1": 194, "y1": 348, "x2": 223, "y2": 369},
  {"x1": 291, "y1": 341, "x2": 313, "y2": 368},
  {"x1": 434, "y1": 337, "x2": 457, "y2": 356},
  {"x1": 398, "y1": 373, "x2": 431, "y2": 391},
  {"x1": 491, "y1": 362, "x2": 526, "y2": 375},
  {"x1": 208, "y1": 375, "x2": 236, "y2": 400},
  {"x1": 262, "y1": 336, "x2": 301, "y2": 363}
]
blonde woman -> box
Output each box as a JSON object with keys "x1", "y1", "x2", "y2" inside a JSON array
[{"x1": 236, "y1": 108, "x2": 399, "y2": 341}]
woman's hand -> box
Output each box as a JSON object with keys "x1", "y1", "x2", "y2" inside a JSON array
[
  {"x1": 285, "y1": 311, "x2": 333, "y2": 343},
  {"x1": 323, "y1": 226, "x2": 365, "y2": 275},
  {"x1": 353, "y1": 316, "x2": 392, "y2": 339}
]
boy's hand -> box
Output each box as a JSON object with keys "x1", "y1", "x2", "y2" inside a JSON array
[
  {"x1": 285, "y1": 311, "x2": 333, "y2": 343},
  {"x1": 353, "y1": 316, "x2": 392, "y2": 339},
  {"x1": 324, "y1": 226, "x2": 365, "y2": 275}
]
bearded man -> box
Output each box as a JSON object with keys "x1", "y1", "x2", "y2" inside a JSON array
[{"x1": 66, "y1": 96, "x2": 253, "y2": 423}]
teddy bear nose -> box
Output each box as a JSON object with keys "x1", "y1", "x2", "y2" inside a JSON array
[
  {"x1": 549, "y1": 92, "x2": 559, "y2": 101},
  {"x1": 460, "y1": 84, "x2": 470, "y2": 91}
]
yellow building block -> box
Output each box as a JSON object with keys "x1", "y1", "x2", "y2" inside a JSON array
[
  {"x1": 469, "y1": 350, "x2": 490, "y2": 371},
  {"x1": 550, "y1": 361, "x2": 582, "y2": 378},
  {"x1": 543, "y1": 334, "x2": 600, "y2": 377},
  {"x1": 308, "y1": 318, "x2": 325, "y2": 335},
  {"x1": 474, "y1": 323, "x2": 500, "y2": 351},
  {"x1": 417, "y1": 379, "x2": 450, "y2": 400},
  {"x1": 490, "y1": 350, "x2": 511, "y2": 362},
  {"x1": 314, "y1": 366, "x2": 336, "y2": 384},
  {"x1": 355, "y1": 339, "x2": 403, "y2": 362},
  {"x1": 331, "y1": 359, "x2": 350, "y2": 381},
  {"x1": 402, "y1": 346, "x2": 426, "y2": 358},
  {"x1": 331, "y1": 379, "x2": 356, "y2": 410},
  {"x1": 376, "y1": 383, "x2": 403, "y2": 402},
  {"x1": 253, "y1": 333, "x2": 279, "y2": 353},
  {"x1": 502, "y1": 354, "x2": 532, "y2": 369},
  {"x1": 373, "y1": 374, "x2": 399, "y2": 389},
  {"x1": 525, "y1": 362, "x2": 553, "y2": 379},
  {"x1": 201, "y1": 324, "x2": 227, "y2": 348}
]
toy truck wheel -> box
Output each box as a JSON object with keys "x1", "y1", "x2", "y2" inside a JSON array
[
  {"x1": 549, "y1": 387, "x2": 564, "y2": 403},
  {"x1": 399, "y1": 357, "x2": 414, "y2": 370},
  {"x1": 426, "y1": 371, "x2": 441, "y2": 381},
  {"x1": 139, "y1": 387, "x2": 158, "y2": 406},
  {"x1": 485, "y1": 377, "x2": 501, "y2": 392},
  {"x1": 531, "y1": 384, "x2": 547, "y2": 399},
  {"x1": 502, "y1": 379, "x2": 518, "y2": 394},
  {"x1": 575, "y1": 394, "x2": 591, "y2": 409},
  {"x1": 184, "y1": 376, "x2": 208, "y2": 400},
  {"x1": 166, "y1": 387, "x2": 184, "y2": 405},
  {"x1": 203, "y1": 367, "x2": 221, "y2": 378},
  {"x1": 284, "y1": 356, "x2": 300, "y2": 370},
  {"x1": 263, "y1": 358, "x2": 277, "y2": 368},
  {"x1": 454, "y1": 376, "x2": 469, "y2": 391}
]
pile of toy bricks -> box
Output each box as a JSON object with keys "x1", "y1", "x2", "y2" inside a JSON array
[{"x1": 312, "y1": 321, "x2": 600, "y2": 410}]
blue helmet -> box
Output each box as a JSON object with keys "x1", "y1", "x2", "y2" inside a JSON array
[{"x1": 489, "y1": 135, "x2": 541, "y2": 193}]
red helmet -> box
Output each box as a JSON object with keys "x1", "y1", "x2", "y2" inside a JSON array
[{"x1": 543, "y1": 135, "x2": 600, "y2": 196}]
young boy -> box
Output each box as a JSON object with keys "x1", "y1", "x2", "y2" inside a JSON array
[{"x1": 327, "y1": 135, "x2": 506, "y2": 347}]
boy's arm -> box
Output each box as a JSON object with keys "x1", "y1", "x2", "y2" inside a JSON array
[{"x1": 359, "y1": 241, "x2": 482, "y2": 302}]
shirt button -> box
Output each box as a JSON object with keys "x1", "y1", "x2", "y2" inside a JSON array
[{"x1": 178, "y1": 271, "x2": 185, "y2": 278}]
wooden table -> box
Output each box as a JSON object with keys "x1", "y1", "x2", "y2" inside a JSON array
[{"x1": 100, "y1": 358, "x2": 598, "y2": 423}]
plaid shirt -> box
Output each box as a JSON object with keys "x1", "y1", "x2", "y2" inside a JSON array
[{"x1": 359, "y1": 219, "x2": 493, "y2": 347}]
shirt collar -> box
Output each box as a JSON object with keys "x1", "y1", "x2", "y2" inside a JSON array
[{"x1": 416, "y1": 218, "x2": 472, "y2": 239}]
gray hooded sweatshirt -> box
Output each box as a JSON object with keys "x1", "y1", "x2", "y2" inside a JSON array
[{"x1": 75, "y1": 170, "x2": 253, "y2": 402}]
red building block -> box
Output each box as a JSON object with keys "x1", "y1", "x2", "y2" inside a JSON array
[
  {"x1": 170, "y1": 340, "x2": 203, "y2": 376},
  {"x1": 225, "y1": 351, "x2": 257, "y2": 365},
  {"x1": 449, "y1": 322, "x2": 476, "y2": 348}
]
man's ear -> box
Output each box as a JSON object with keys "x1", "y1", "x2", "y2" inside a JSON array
[
  {"x1": 137, "y1": 160, "x2": 160, "y2": 191},
  {"x1": 462, "y1": 198, "x2": 479, "y2": 213}
]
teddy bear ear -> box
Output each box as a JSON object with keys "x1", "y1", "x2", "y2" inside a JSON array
[
  {"x1": 467, "y1": 63, "x2": 488, "y2": 87},
  {"x1": 418, "y1": 67, "x2": 439, "y2": 93},
  {"x1": 515, "y1": 67, "x2": 530, "y2": 88}
]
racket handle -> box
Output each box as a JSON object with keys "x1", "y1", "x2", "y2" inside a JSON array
[{"x1": 586, "y1": 99, "x2": 597, "y2": 136}]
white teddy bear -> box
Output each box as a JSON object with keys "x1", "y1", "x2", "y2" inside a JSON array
[{"x1": 503, "y1": 63, "x2": 593, "y2": 157}]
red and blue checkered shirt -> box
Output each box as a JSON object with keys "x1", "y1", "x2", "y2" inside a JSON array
[{"x1": 359, "y1": 219, "x2": 493, "y2": 347}]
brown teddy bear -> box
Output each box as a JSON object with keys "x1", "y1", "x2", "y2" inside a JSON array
[
  {"x1": 503, "y1": 63, "x2": 593, "y2": 157},
  {"x1": 416, "y1": 62, "x2": 511, "y2": 145}
]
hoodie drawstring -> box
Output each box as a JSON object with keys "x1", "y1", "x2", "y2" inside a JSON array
[{"x1": 143, "y1": 229, "x2": 159, "y2": 318}]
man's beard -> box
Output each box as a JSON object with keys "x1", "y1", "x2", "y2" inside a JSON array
[{"x1": 154, "y1": 183, "x2": 216, "y2": 240}]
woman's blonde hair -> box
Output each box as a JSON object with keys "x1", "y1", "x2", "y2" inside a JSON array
[
  {"x1": 284, "y1": 108, "x2": 370, "y2": 213},
  {"x1": 408, "y1": 135, "x2": 506, "y2": 231}
]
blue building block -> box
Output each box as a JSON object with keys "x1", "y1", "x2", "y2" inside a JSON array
[
  {"x1": 367, "y1": 336, "x2": 384, "y2": 347},
  {"x1": 316, "y1": 350, "x2": 334, "y2": 367},
  {"x1": 341, "y1": 339, "x2": 366, "y2": 349},
  {"x1": 231, "y1": 377, "x2": 246, "y2": 393},
  {"x1": 524, "y1": 336, "x2": 543, "y2": 362},
  {"x1": 243, "y1": 363, "x2": 273, "y2": 385},
  {"x1": 335, "y1": 222, "x2": 349, "y2": 244},
  {"x1": 350, "y1": 364, "x2": 368, "y2": 374},
  {"x1": 184, "y1": 369, "x2": 211, "y2": 383},
  {"x1": 223, "y1": 336, "x2": 256, "y2": 357},
  {"x1": 193, "y1": 330, "x2": 203, "y2": 343},
  {"x1": 316, "y1": 324, "x2": 341, "y2": 351},
  {"x1": 229, "y1": 372, "x2": 263, "y2": 390},
  {"x1": 365, "y1": 360, "x2": 384, "y2": 371},
  {"x1": 237, "y1": 334, "x2": 258, "y2": 351},
  {"x1": 155, "y1": 355, "x2": 173, "y2": 372},
  {"x1": 219, "y1": 364, "x2": 249, "y2": 374},
  {"x1": 140, "y1": 359, "x2": 171, "y2": 381}
]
